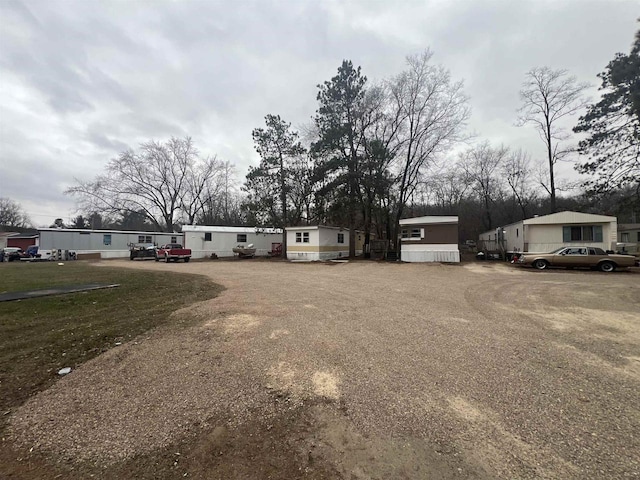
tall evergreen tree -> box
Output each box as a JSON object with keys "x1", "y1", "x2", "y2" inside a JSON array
[
  {"x1": 574, "y1": 26, "x2": 640, "y2": 206},
  {"x1": 312, "y1": 60, "x2": 368, "y2": 257},
  {"x1": 245, "y1": 115, "x2": 306, "y2": 254}
]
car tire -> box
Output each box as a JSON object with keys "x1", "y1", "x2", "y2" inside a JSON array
[
  {"x1": 533, "y1": 259, "x2": 549, "y2": 270},
  {"x1": 184, "y1": 257, "x2": 190, "y2": 263},
  {"x1": 599, "y1": 261, "x2": 615, "y2": 273}
]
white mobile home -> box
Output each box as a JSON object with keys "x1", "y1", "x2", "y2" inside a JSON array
[
  {"x1": 286, "y1": 226, "x2": 359, "y2": 261},
  {"x1": 399, "y1": 216, "x2": 460, "y2": 263},
  {"x1": 38, "y1": 228, "x2": 182, "y2": 259},
  {"x1": 479, "y1": 211, "x2": 618, "y2": 253},
  {"x1": 182, "y1": 225, "x2": 282, "y2": 259}
]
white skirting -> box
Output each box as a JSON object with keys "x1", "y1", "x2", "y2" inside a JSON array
[
  {"x1": 287, "y1": 250, "x2": 349, "y2": 261},
  {"x1": 401, "y1": 249, "x2": 460, "y2": 263}
]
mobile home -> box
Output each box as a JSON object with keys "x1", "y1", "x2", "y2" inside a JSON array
[
  {"x1": 38, "y1": 228, "x2": 182, "y2": 259},
  {"x1": 182, "y1": 225, "x2": 282, "y2": 259},
  {"x1": 286, "y1": 226, "x2": 361, "y2": 261},
  {"x1": 399, "y1": 216, "x2": 460, "y2": 263},
  {"x1": 478, "y1": 211, "x2": 618, "y2": 254}
]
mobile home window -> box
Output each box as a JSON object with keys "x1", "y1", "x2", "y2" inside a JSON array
[
  {"x1": 237, "y1": 234, "x2": 247, "y2": 243},
  {"x1": 401, "y1": 229, "x2": 409, "y2": 239},
  {"x1": 562, "y1": 225, "x2": 603, "y2": 243},
  {"x1": 303, "y1": 232, "x2": 309, "y2": 243},
  {"x1": 103, "y1": 234, "x2": 112, "y2": 246},
  {"x1": 621, "y1": 232, "x2": 630, "y2": 242},
  {"x1": 204, "y1": 232, "x2": 212, "y2": 241},
  {"x1": 337, "y1": 233, "x2": 344, "y2": 244},
  {"x1": 171, "y1": 236, "x2": 177, "y2": 243},
  {"x1": 138, "y1": 235, "x2": 152, "y2": 243},
  {"x1": 296, "y1": 232, "x2": 302, "y2": 243},
  {"x1": 410, "y1": 228, "x2": 421, "y2": 238}
]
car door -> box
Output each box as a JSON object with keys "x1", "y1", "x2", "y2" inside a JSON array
[{"x1": 562, "y1": 247, "x2": 588, "y2": 267}]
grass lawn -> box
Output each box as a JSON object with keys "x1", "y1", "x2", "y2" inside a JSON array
[{"x1": 0, "y1": 261, "x2": 223, "y2": 417}]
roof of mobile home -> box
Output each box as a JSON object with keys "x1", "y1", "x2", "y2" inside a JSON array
[
  {"x1": 37, "y1": 228, "x2": 181, "y2": 235},
  {"x1": 522, "y1": 211, "x2": 616, "y2": 225},
  {"x1": 479, "y1": 211, "x2": 618, "y2": 236},
  {"x1": 182, "y1": 225, "x2": 282, "y2": 234},
  {"x1": 285, "y1": 225, "x2": 348, "y2": 231},
  {"x1": 399, "y1": 216, "x2": 458, "y2": 225}
]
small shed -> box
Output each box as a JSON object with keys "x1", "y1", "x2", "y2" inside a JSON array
[
  {"x1": 182, "y1": 225, "x2": 282, "y2": 259},
  {"x1": 38, "y1": 228, "x2": 182, "y2": 259},
  {"x1": 286, "y1": 226, "x2": 357, "y2": 261},
  {"x1": 399, "y1": 216, "x2": 460, "y2": 263},
  {"x1": 479, "y1": 211, "x2": 618, "y2": 254},
  {"x1": 7, "y1": 233, "x2": 38, "y2": 251}
]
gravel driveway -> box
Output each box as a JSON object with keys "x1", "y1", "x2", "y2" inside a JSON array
[{"x1": 9, "y1": 260, "x2": 640, "y2": 479}]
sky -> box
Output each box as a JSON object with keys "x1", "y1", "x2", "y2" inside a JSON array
[{"x1": 0, "y1": 0, "x2": 637, "y2": 227}]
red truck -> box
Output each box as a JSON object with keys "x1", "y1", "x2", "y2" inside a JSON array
[{"x1": 156, "y1": 244, "x2": 192, "y2": 263}]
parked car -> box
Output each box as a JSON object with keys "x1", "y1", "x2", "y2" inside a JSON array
[
  {"x1": 2, "y1": 247, "x2": 21, "y2": 261},
  {"x1": 156, "y1": 244, "x2": 191, "y2": 263},
  {"x1": 517, "y1": 246, "x2": 639, "y2": 272}
]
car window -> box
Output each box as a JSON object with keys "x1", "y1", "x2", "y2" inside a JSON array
[{"x1": 565, "y1": 248, "x2": 587, "y2": 255}]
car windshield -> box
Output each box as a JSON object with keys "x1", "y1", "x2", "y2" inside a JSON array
[{"x1": 549, "y1": 247, "x2": 566, "y2": 254}]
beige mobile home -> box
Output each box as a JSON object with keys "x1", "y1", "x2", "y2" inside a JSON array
[
  {"x1": 399, "y1": 216, "x2": 460, "y2": 262},
  {"x1": 182, "y1": 225, "x2": 282, "y2": 259},
  {"x1": 286, "y1": 226, "x2": 360, "y2": 261},
  {"x1": 479, "y1": 211, "x2": 618, "y2": 253}
]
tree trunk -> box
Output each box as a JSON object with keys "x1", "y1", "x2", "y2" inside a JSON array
[
  {"x1": 280, "y1": 154, "x2": 287, "y2": 257},
  {"x1": 546, "y1": 120, "x2": 557, "y2": 213}
]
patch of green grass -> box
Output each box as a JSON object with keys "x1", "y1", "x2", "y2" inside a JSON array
[{"x1": 0, "y1": 262, "x2": 223, "y2": 414}]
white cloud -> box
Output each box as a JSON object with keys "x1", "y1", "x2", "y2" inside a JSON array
[{"x1": 0, "y1": 0, "x2": 637, "y2": 226}]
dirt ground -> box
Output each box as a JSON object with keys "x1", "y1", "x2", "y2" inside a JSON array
[{"x1": 4, "y1": 259, "x2": 640, "y2": 479}]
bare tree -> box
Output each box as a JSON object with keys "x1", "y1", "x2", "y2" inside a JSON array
[
  {"x1": 424, "y1": 166, "x2": 471, "y2": 210},
  {"x1": 67, "y1": 137, "x2": 224, "y2": 232},
  {"x1": 458, "y1": 142, "x2": 508, "y2": 231},
  {"x1": 179, "y1": 155, "x2": 224, "y2": 225},
  {"x1": 517, "y1": 67, "x2": 589, "y2": 212},
  {"x1": 386, "y1": 50, "x2": 471, "y2": 246},
  {"x1": 502, "y1": 148, "x2": 539, "y2": 219},
  {"x1": 0, "y1": 198, "x2": 31, "y2": 227}
]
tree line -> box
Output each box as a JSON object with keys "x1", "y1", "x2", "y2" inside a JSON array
[{"x1": 4, "y1": 27, "x2": 637, "y2": 254}]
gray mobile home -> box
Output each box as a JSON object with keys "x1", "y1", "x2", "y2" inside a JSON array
[{"x1": 38, "y1": 228, "x2": 182, "y2": 259}]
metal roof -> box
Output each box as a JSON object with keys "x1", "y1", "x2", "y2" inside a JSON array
[
  {"x1": 523, "y1": 211, "x2": 616, "y2": 225},
  {"x1": 38, "y1": 228, "x2": 181, "y2": 235},
  {"x1": 399, "y1": 216, "x2": 458, "y2": 225},
  {"x1": 182, "y1": 225, "x2": 282, "y2": 234}
]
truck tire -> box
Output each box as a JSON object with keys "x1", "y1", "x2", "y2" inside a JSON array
[
  {"x1": 184, "y1": 257, "x2": 190, "y2": 263},
  {"x1": 155, "y1": 255, "x2": 159, "y2": 262},
  {"x1": 165, "y1": 254, "x2": 170, "y2": 263}
]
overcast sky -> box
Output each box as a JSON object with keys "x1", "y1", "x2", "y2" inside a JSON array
[{"x1": 0, "y1": 0, "x2": 637, "y2": 227}]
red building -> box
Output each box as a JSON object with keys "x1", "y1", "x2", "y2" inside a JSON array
[{"x1": 7, "y1": 234, "x2": 38, "y2": 251}]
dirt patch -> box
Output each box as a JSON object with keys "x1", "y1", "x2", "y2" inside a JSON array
[
  {"x1": 312, "y1": 371, "x2": 340, "y2": 400},
  {"x1": 3, "y1": 260, "x2": 640, "y2": 479}
]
